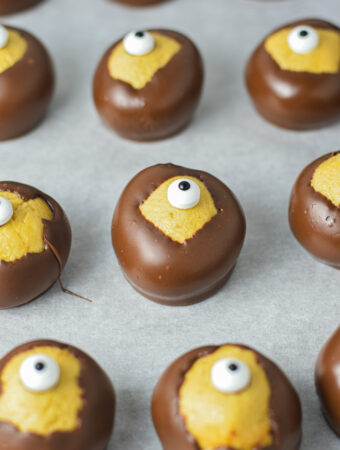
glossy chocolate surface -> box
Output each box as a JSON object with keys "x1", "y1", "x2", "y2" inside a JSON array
[
  {"x1": 245, "y1": 19, "x2": 340, "y2": 130},
  {"x1": 0, "y1": 339, "x2": 115, "y2": 450},
  {"x1": 288, "y1": 152, "x2": 340, "y2": 268},
  {"x1": 93, "y1": 30, "x2": 203, "y2": 141},
  {"x1": 315, "y1": 326, "x2": 340, "y2": 436},
  {"x1": 152, "y1": 344, "x2": 302, "y2": 450},
  {"x1": 112, "y1": 164, "x2": 246, "y2": 306},
  {"x1": 0, "y1": 26, "x2": 54, "y2": 141},
  {"x1": 0, "y1": 182, "x2": 71, "y2": 308},
  {"x1": 0, "y1": 0, "x2": 43, "y2": 15}
]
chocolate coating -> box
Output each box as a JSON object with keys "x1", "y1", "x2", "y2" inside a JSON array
[
  {"x1": 93, "y1": 30, "x2": 203, "y2": 141},
  {"x1": 112, "y1": 164, "x2": 246, "y2": 306},
  {"x1": 0, "y1": 26, "x2": 54, "y2": 141},
  {"x1": 0, "y1": 0, "x2": 43, "y2": 15},
  {"x1": 288, "y1": 152, "x2": 340, "y2": 268},
  {"x1": 152, "y1": 344, "x2": 302, "y2": 450},
  {"x1": 315, "y1": 326, "x2": 340, "y2": 436},
  {"x1": 113, "y1": 0, "x2": 165, "y2": 6},
  {"x1": 0, "y1": 182, "x2": 71, "y2": 308},
  {"x1": 245, "y1": 19, "x2": 340, "y2": 130},
  {"x1": 0, "y1": 339, "x2": 115, "y2": 450}
]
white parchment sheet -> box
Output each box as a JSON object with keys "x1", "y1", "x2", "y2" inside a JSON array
[{"x1": 1, "y1": 0, "x2": 340, "y2": 448}]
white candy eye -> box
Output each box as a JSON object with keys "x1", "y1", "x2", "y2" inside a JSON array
[
  {"x1": 0, "y1": 25, "x2": 8, "y2": 49},
  {"x1": 288, "y1": 25, "x2": 319, "y2": 54},
  {"x1": 211, "y1": 358, "x2": 251, "y2": 393},
  {"x1": 123, "y1": 30, "x2": 155, "y2": 56},
  {"x1": 167, "y1": 178, "x2": 200, "y2": 209},
  {"x1": 20, "y1": 354, "x2": 60, "y2": 392},
  {"x1": 0, "y1": 197, "x2": 13, "y2": 226}
]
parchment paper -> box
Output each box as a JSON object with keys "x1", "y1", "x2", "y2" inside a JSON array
[{"x1": 1, "y1": 0, "x2": 340, "y2": 448}]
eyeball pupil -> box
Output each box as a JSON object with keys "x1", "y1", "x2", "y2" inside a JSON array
[
  {"x1": 179, "y1": 181, "x2": 191, "y2": 191},
  {"x1": 228, "y1": 363, "x2": 238, "y2": 372},
  {"x1": 299, "y1": 30, "x2": 308, "y2": 37},
  {"x1": 35, "y1": 362, "x2": 45, "y2": 371},
  {"x1": 135, "y1": 31, "x2": 145, "y2": 38}
]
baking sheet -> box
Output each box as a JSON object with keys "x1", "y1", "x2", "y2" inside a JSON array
[{"x1": 1, "y1": 0, "x2": 340, "y2": 448}]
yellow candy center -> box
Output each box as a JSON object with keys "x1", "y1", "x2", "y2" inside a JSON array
[
  {"x1": 0, "y1": 191, "x2": 53, "y2": 262},
  {"x1": 179, "y1": 345, "x2": 273, "y2": 450},
  {"x1": 108, "y1": 32, "x2": 181, "y2": 89},
  {"x1": 0, "y1": 346, "x2": 83, "y2": 435},
  {"x1": 139, "y1": 176, "x2": 217, "y2": 244},
  {"x1": 311, "y1": 153, "x2": 340, "y2": 207},
  {"x1": 265, "y1": 27, "x2": 340, "y2": 73},
  {"x1": 0, "y1": 29, "x2": 27, "y2": 74}
]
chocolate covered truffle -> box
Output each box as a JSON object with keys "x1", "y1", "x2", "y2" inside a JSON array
[
  {"x1": 289, "y1": 152, "x2": 340, "y2": 268},
  {"x1": 93, "y1": 29, "x2": 203, "y2": 141},
  {"x1": 0, "y1": 339, "x2": 115, "y2": 449},
  {"x1": 0, "y1": 25, "x2": 54, "y2": 140},
  {"x1": 0, "y1": 0, "x2": 43, "y2": 15},
  {"x1": 112, "y1": 163, "x2": 246, "y2": 306},
  {"x1": 315, "y1": 326, "x2": 340, "y2": 436},
  {"x1": 0, "y1": 181, "x2": 71, "y2": 308},
  {"x1": 245, "y1": 19, "x2": 340, "y2": 130},
  {"x1": 152, "y1": 343, "x2": 302, "y2": 449}
]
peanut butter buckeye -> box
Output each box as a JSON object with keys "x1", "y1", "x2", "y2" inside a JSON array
[
  {"x1": 0, "y1": 182, "x2": 71, "y2": 308},
  {"x1": 112, "y1": 164, "x2": 246, "y2": 306},
  {"x1": 0, "y1": 339, "x2": 115, "y2": 450},
  {"x1": 0, "y1": 24, "x2": 54, "y2": 140},
  {"x1": 289, "y1": 152, "x2": 340, "y2": 268},
  {"x1": 315, "y1": 326, "x2": 340, "y2": 436},
  {"x1": 93, "y1": 29, "x2": 203, "y2": 141},
  {"x1": 152, "y1": 343, "x2": 302, "y2": 450},
  {"x1": 0, "y1": 0, "x2": 43, "y2": 15},
  {"x1": 245, "y1": 19, "x2": 340, "y2": 130}
]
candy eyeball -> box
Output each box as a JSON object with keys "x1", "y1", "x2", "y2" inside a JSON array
[
  {"x1": 20, "y1": 354, "x2": 60, "y2": 392},
  {"x1": 0, "y1": 197, "x2": 13, "y2": 226},
  {"x1": 211, "y1": 358, "x2": 251, "y2": 393},
  {"x1": 288, "y1": 25, "x2": 319, "y2": 54},
  {"x1": 0, "y1": 25, "x2": 8, "y2": 49},
  {"x1": 123, "y1": 31, "x2": 155, "y2": 56},
  {"x1": 167, "y1": 178, "x2": 201, "y2": 210}
]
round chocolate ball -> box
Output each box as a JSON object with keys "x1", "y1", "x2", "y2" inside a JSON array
[
  {"x1": 0, "y1": 339, "x2": 115, "y2": 449},
  {"x1": 0, "y1": 181, "x2": 71, "y2": 308},
  {"x1": 93, "y1": 29, "x2": 203, "y2": 141},
  {"x1": 315, "y1": 326, "x2": 340, "y2": 436},
  {"x1": 0, "y1": 0, "x2": 43, "y2": 15},
  {"x1": 0, "y1": 25, "x2": 54, "y2": 140},
  {"x1": 289, "y1": 152, "x2": 340, "y2": 268},
  {"x1": 152, "y1": 344, "x2": 302, "y2": 449},
  {"x1": 245, "y1": 19, "x2": 340, "y2": 130},
  {"x1": 112, "y1": 163, "x2": 246, "y2": 306}
]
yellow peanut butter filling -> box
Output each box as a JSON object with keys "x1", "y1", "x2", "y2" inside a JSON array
[
  {"x1": 311, "y1": 153, "x2": 340, "y2": 207},
  {"x1": 0, "y1": 29, "x2": 27, "y2": 74},
  {"x1": 108, "y1": 32, "x2": 181, "y2": 89},
  {"x1": 0, "y1": 346, "x2": 83, "y2": 435},
  {"x1": 179, "y1": 345, "x2": 273, "y2": 450},
  {"x1": 0, "y1": 191, "x2": 52, "y2": 262},
  {"x1": 139, "y1": 176, "x2": 217, "y2": 244},
  {"x1": 265, "y1": 27, "x2": 340, "y2": 73}
]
